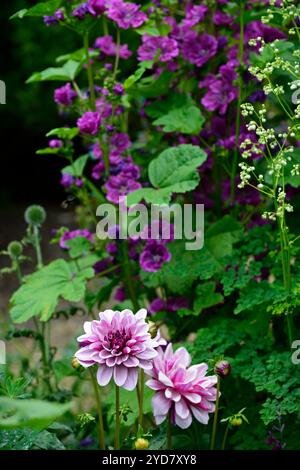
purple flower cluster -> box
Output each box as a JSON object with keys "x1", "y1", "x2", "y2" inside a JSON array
[
  {"x1": 138, "y1": 35, "x2": 179, "y2": 63},
  {"x1": 107, "y1": 1, "x2": 147, "y2": 29},
  {"x1": 54, "y1": 83, "x2": 77, "y2": 106},
  {"x1": 200, "y1": 63, "x2": 238, "y2": 115},
  {"x1": 44, "y1": 9, "x2": 64, "y2": 26},
  {"x1": 77, "y1": 111, "x2": 102, "y2": 136},
  {"x1": 94, "y1": 35, "x2": 132, "y2": 59},
  {"x1": 140, "y1": 240, "x2": 171, "y2": 273},
  {"x1": 182, "y1": 32, "x2": 218, "y2": 68}
]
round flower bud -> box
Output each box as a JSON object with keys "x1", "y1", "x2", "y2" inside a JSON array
[
  {"x1": 230, "y1": 417, "x2": 243, "y2": 427},
  {"x1": 71, "y1": 357, "x2": 83, "y2": 371},
  {"x1": 148, "y1": 321, "x2": 158, "y2": 339},
  {"x1": 25, "y1": 205, "x2": 47, "y2": 226},
  {"x1": 7, "y1": 241, "x2": 23, "y2": 258},
  {"x1": 214, "y1": 360, "x2": 231, "y2": 378},
  {"x1": 134, "y1": 438, "x2": 149, "y2": 450}
]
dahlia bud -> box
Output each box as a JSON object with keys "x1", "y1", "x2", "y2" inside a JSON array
[
  {"x1": 134, "y1": 438, "x2": 149, "y2": 450},
  {"x1": 230, "y1": 417, "x2": 243, "y2": 427},
  {"x1": 71, "y1": 357, "x2": 83, "y2": 371},
  {"x1": 7, "y1": 241, "x2": 23, "y2": 258},
  {"x1": 25, "y1": 205, "x2": 47, "y2": 226},
  {"x1": 214, "y1": 360, "x2": 231, "y2": 378},
  {"x1": 148, "y1": 321, "x2": 158, "y2": 339}
]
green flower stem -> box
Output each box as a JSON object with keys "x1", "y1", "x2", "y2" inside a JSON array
[
  {"x1": 84, "y1": 32, "x2": 96, "y2": 111},
  {"x1": 221, "y1": 422, "x2": 230, "y2": 450},
  {"x1": 33, "y1": 225, "x2": 43, "y2": 270},
  {"x1": 230, "y1": 0, "x2": 244, "y2": 200},
  {"x1": 89, "y1": 369, "x2": 106, "y2": 450},
  {"x1": 167, "y1": 411, "x2": 172, "y2": 450},
  {"x1": 138, "y1": 369, "x2": 145, "y2": 427},
  {"x1": 115, "y1": 385, "x2": 120, "y2": 450},
  {"x1": 210, "y1": 376, "x2": 221, "y2": 450}
]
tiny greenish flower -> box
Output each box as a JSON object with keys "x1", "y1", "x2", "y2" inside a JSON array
[{"x1": 7, "y1": 241, "x2": 23, "y2": 258}]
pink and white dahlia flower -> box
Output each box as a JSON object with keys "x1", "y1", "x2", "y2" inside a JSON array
[
  {"x1": 75, "y1": 309, "x2": 161, "y2": 390},
  {"x1": 146, "y1": 344, "x2": 217, "y2": 429}
]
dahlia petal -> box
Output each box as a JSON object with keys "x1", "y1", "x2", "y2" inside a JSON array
[
  {"x1": 165, "y1": 388, "x2": 181, "y2": 402},
  {"x1": 146, "y1": 379, "x2": 164, "y2": 391},
  {"x1": 113, "y1": 365, "x2": 128, "y2": 387},
  {"x1": 182, "y1": 392, "x2": 201, "y2": 404},
  {"x1": 152, "y1": 391, "x2": 172, "y2": 415},
  {"x1": 138, "y1": 359, "x2": 153, "y2": 370},
  {"x1": 123, "y1": 368, "x2": 138, "y2": 391},
  {"x1": 135, "y1": 308, "x2": 147, "y2": 321},
  {"x1": 97, "y1": 364, "x2": 113, "y2": 386},
  {"x1": 174, "y1": 410, "x2": 192, "y2": 429},
  {"x1": 174, "y1": 347, "x2": 191, "y2": 368},
  {"x1": 136, "y1": 349, "x2": 157, "y2": 360},
  {"x1": 123, "y1": 356, "x2": 139, "y2": 367},
  {"x1": 191, "y1": 406, "x2": 209, "y2": 425},
  {"x1": 154, "y1": 414, "x2": 167, "y2": 425},
  {"x1": 158, "y1": 371, "x2": 173, "y2": 387},
  {"x1": 175, "y1": 399, "x2": 190, "y2": 419}
]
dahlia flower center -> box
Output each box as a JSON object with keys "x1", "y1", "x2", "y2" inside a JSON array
[{"x1": 105, "y1": 328, "x2": 131, "y2": 355}]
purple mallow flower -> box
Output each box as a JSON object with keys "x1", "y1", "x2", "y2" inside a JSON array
[
  {"x1": 59, "y1": 229, "x2": 94, "y2": 250},
  {"x1": 54, "y1": 83, "x2": 77, "y2": 106},
  {"x1": 49, "y1": 139, "x2": 62, "y2": 149},
  {"x1": 113, "y1": 83, "x2": 124, "y2": 96},
  {"x1": 140, "y1": 240, "x2": 171, "y2": 273},
  {"x1": 183, "y1": 5, "x2": 208, "y2": 27},
  {"x1": 94, "y1": 35, "x2": 132, "y2": 59},
  {"x1": 107, "y1": 1, "x2": 147, "y2": 29},
  {"x1": 77, "y1": 111, "x2": 101, "y2": 135},
  {"x1": 138, "y1": 35, "x2": 179, "y2": 63},
  {"x1": 87, "y1": 0, "x2": 106, "y2": 16},
  {"x1": 182, "y1": 32, "x2": 218, "y2": 68},
  {"x1": 61, "y1": 173, "x2": 82, "y2": 188},
  {"x1": 44, "y1": 9, "x2": 65, "y2": 26},
  {"x1": 105, "y1": 174, "x2": 141, "y2": 203},
  {"x1": 72, "y1": 3, "x2": 91, "y2": 20},
  {"x1": 200, "y1": 64, "x2": 238, "y2": 115}
]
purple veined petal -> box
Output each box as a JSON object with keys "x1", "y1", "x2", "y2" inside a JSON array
[
  {"x1": 158, "y1": 371, "x2": 174, "y2": 387},
  {"x1": 146, "y1": 379, "x2": 164, "y2": 391},
  {"x1": 174, "y1": 347, "x2": 191, "y2": 368},
  {"x1": 165, "y1": 388, "x2": 181, "y2": 402},
  {"x1": 106, "y1": 356, "x2": 117, "y2": 367},
  {"x1": 191, "y1": 406, "x2": 209, "y2": 425},
  {"x1": 189, "y1": 363, "x2": 208, "y2": 378},
  {"x1": 154, "y1": 414, "x2": 167, "y2": 425},
  {"x1": 113, "y1": 365, "x2": 128, "y2": 387},
  {"x1": 123, "y1": 356, "x2": 139, "y2": 367},
  {"x1": 97, "y1": 364, "x2": 113, "y2": 386},
  {"x1": 136, "y1": 349, "x2": 157, "y2": 360},
  {"x1": 174, "y1": 411, "x2": 193, "y2": 429},
  {"x1": 83, "y1": 321, "x2": 92, "y2": 334},
  {"x1": 138, "y1": 359, "x2": 153, "y2": 370},
  {"x1": 152, "y1": 391, "x2": 172, "y2": 415},
  {"x1": 99, "y1": 309, "x2": 115, "y2": 323},
  {"x1": 175, "y1": 399, "x2": 190, "y2": 419},
  {"x1": 182, "y1": 392, "x2": 201, "y2": 404},
  {"x1": 135, "y1": 308, "x2": 147, "y2": 321},
  {"x1": 164, "y1": 343, "x2": 174, "y2": 361},
  {"x1": 122, "y1": 368, "x2": 139, "y2": 391},
  {"x1": 100, "y1": 349, "x2": 111, "y2": 359},
  {"x1": 75, "y1": 346, "x2": 97, "y2": 363}
]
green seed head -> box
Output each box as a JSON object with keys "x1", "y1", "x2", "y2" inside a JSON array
[
  {"x1": 7, "y1": 241, "x2": 23, "y2": 258},
  {"x1": 24, "y1": 205, "x2": 46, "y2": 226}
]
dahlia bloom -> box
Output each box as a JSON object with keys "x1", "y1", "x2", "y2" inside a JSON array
[
  {"x1": 75, "y1": 309, "x2": 160, "y2": 390},
  {"x1": 146, "y1": 344, "x2": 217, "y2": 429},
  {"x1": 77, "y1": 111, "x2": 101, "y2": 135},
  {"x1": 107, "y1": 1, "x2": 147, "y2": 29}
]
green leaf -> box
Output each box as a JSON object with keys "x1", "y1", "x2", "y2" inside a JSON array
[
  {"x1": 206, "y1": 216, "x2": 243, "y2": 259},
  {"x1": 130, "y1": 71, "x2": 173, "y2": 98},
  {"x1": 193, "y1": 282, "x2": 224, "y2": 313},
  {"x1": 10, "y1": 259, "x2": 94, "y2": 323},
  {"x1": 62, "y1": 155, "x2": 89, "y2": 177},
  {"x1": 124, "y1": 67, "x2": 146, "y2": 90},
  {"x1": 26, "y1": 60, "x2": 82, "y2": 83},
  {"x1": 36, "y1": 147, "x2": 62, "y2": 156},
  {"x1": 64, "y1": 236, "x2": 92, "y2": 259},
  {"x1": 127, "y1": 145, "x2": 207, "y2": 205},
  {"x1": 0, "y1": 429, "x2": 39, "y2": 450},
  {"x1": 10, "y1": 0, "x2": 62, "y2": 19},
  {"x1": 136, "y1": 22, "x2": 171, "y2": 37},
  {"x1": 46, "y1": 127, "x2": 79, "y2": 140},
  {"x1": 34, "y1": 430, "x2": 65, "y2": 450},
  {"x1": 0, "y1": 397, "x2": 71, "y2": 430},
  {"x1": 234, "y1": 281, "x2": 287, "y2": 314}
]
